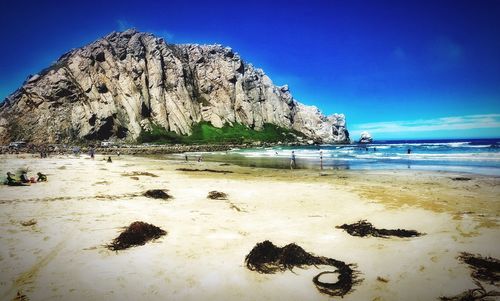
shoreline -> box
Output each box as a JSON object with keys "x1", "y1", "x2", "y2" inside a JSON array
[{"x1": 0, "y1": 154, "x2": 498, "y2": 300}]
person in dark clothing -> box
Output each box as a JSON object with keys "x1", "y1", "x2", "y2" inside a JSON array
[
  {"x1": 319, "y1": 150, "x2": 323, "y2": 170},
  {"x1": 5, "y1": 172, "x2": 20, "y2": 185},
  {"x1": 37, "y1": 172, "x2": 47, "y2": 182},
  {"x1": 107, "y1": 156, "x2": 112, "y2": 163},
  {"x1": 290, "y1": 151, "x2": 296, "y2": 170},
  {"x1": 20, "y1": 171, "x2": 30, "y2": 183},
  {"x1": 407, "y1": 148, "x2": 412, "y2": 154}
]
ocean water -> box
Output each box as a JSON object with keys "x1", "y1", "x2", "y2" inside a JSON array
[{"x1": 181, "y1": 138, "x2": 500, "y2": 176}]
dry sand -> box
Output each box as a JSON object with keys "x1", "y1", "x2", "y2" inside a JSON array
[{"x1": 0, "y1": 154, "x2": 498, "y2": 300}]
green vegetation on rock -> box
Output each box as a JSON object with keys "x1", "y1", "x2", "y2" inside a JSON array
[{"x1": 138, "y1": 122, "x2": 304, "y2": 144}]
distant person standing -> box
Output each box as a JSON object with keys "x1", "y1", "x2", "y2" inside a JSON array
[
  {"x1": 407, "y1": 148, "x2": 411, "y2": 154},
  {"x1": 290, "y1": 151, "x2": 296, "y2": 170},
  {"x1": 185, "y1": 154, "x2": 188, "y2": 162},
  {"x1": 89, "y1": 147, "x2": 95, "y2": 159},
  {"x1": 319, "y1": 150, "x2": 323, "y2": 170}
]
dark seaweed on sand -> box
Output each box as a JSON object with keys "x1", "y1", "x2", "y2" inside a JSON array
[
  {"x1": 336, "y1": 220, "x2": 422, "y2": 238},
  {"x1": 440, "y1": 253, "x2": 500, "y2": 300},
  {"x1": 144, "y1": 189, "x2": 171, "y2": 199},
  {"x1": 176, "y1": 168, "x2": 233, "y2": 174},
  {"x1": 459, "y1": 252, "x2": 500, "y2": 284},
  {"x1": 107, "y1": 221, "x2": 167, "y2": 251},
  {"x1": 121, "y1": 171, "x2": 159, "y2": 177},
  {"x1": 440, "y1": 281, "x2": 500, "y2": 301},
  {"x1": 245, "y1": 240, "x2": 361, "y2": 297},
  {"x1": 207, "y1": 191, "x2": 228, "y2": 200},
  {"x1": 13, "y1": 291, "x2": 29, "y2": 301}
]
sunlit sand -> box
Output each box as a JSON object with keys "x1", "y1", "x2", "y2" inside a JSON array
[{"x1": 0, "y1": 154, "x2": 498, "y2": 300}]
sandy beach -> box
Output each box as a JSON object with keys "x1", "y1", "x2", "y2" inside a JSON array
[{"x1": 0, "y1": 154, "x2": 498, "y2": 301}]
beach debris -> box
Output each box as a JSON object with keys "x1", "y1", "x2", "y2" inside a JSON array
[
  {"x1": 440, "y1": 253, "x2": 500, "y2": 300},
  {"x1": 452, "y1": 177, "x2": 472, "y2": 181},
  {"x1": 130, "y1": 176, "x2": 139, "y2": 180},
  {"x1": 144, "y1": 189, "x2": 171, "y2": 200},
  {"x1": 336, "y1": 220, "x2": 422, "y2": 238},
  {"x1": 245, "y1": 240, "x2": 361, "y2": 297},
  {"x1": 176, "y1": 168, "x2": 233, "y2": 174},
  {"x1": 107, "y1": 221, "x2": 167, "y2": 251},
  {"x1": 229, "y1": 203, "x2": 243, "y2": 212},
  {"x1": 94, "y1": 180, "x2": 110, "y2": 185},
  {"x1": 121, "y1": 171, "x2": 158, "y2": 177},
  {"x1": 376, "y1": 276, "x2": 389, "y2": 283},
  {"x1": 20, "y1": 219, "x2": 37, "y2": 227},
  {"x1": 207, "y1": 191, "x2": 228, "y2": 200},
  {"x1": 459, "y1": 252, "x2": 500, "y2": 284},
  {"x1": 440, "y1": 280, "x2": 500, "y2": 301},
  {"x1": 12, "y1": 291, "x2": 29, "y2": 301}
]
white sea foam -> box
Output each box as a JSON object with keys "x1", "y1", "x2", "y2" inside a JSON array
[{"x1": 178, "y1": 140, "x2": 500, "y2": 175}]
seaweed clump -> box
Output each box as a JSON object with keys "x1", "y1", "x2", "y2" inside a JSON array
[
  {"x1": 207, "y1": 191, "x2": 228, "y2": 200},
  {"x1": 107, "y1": 221, "x2": 167, "y2": 251},
  {"x1": 440, "y1": 253, "x2": 500, "y2": 300},
  {"x1": 336, "y1": 220, "x2": 422, "y2": 238},
  {"x1": 459, "y1": 252, "x2": 500, "y2": 284},
  {"x1": 13, "y1": 291, "x2": 29, "y2": 301},
  {"x1": 20, "y1": 219, "x2": 37, "y2": 227},
  {"x1": 176, "y1": 168, "x2": 233, "y2": 174},
  {"x1": 440, "y1": 281, "x2": 500, "y2": 301},
  {"x1": 121, "y1": 171, "x2": 158, "y2": 177},
  {"x1": 144, "y1": 189, "x2": 171, "y2": 200},
  {"x1": 245, "y1": 240, "x2": 361, "y2": 297}
]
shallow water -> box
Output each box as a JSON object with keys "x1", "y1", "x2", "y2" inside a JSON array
[{"x1": 172, "y1": 138, "x2": 500, "y2": 176}]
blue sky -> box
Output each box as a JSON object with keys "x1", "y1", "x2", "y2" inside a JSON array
[{"x1": 1, "y1": 0, "x2": 499, "y2": 139}]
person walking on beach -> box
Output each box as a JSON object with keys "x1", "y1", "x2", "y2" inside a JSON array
[
  {"x1": 320, "y1": 150, "x2": 323, "y2": 170},
  {"x1": 89, "y1": 147, "x2": 95, "y2": 159},
  {"x1": 290, "y1": 151, "x2": 296, "y2": 170}
]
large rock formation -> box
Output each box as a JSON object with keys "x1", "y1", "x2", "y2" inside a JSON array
[
  {"x1": 358, "y1": 131, "x2": 373, "y2": 144},
  {"x1": 0, "y1": 29, "x2": 349, "y2": 144}
]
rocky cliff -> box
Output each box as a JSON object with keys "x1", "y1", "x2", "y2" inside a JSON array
[{"x1": 0, "y1": 29, "x2": 349, "y2": 144}]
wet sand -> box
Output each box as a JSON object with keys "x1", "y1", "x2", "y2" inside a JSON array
[{"x1": 0, "y1": 154, "x2": 498, "y2": 300}]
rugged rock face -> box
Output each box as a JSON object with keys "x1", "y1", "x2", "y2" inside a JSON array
[
  {"x1": 0, "y1": 29, "x2": 349, "y2": 144},
  {"x1": 358, "y1": 131, "x2": 373, "y2": 143}
]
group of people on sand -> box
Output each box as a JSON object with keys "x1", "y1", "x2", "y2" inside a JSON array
[
  {"x1": 5, "y1": 170, "x2": 47, "y2": 186},
  {"x1": 183, "y1": 154, "x2": 204, "y2": 162}
]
